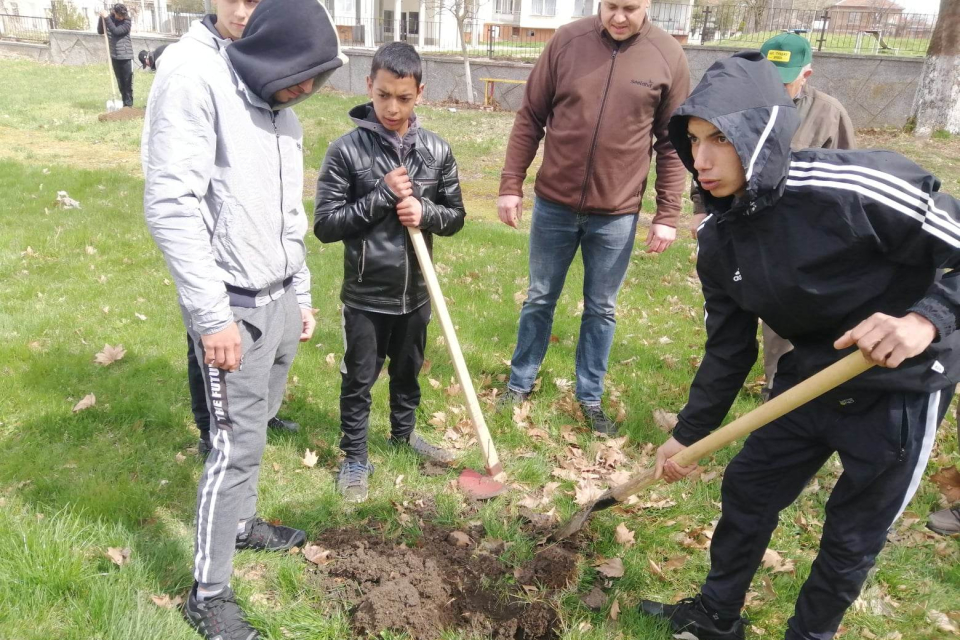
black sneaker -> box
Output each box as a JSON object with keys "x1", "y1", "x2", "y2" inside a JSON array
[
  {"x1": 496, "y1": 388, "x2": 529, "y2": 412},
  {"x1": 267, "y1": 416, "x2": 299, "y2": 433},
  {"x1": 580, "y1": 403, "x2": 618, "y2": 436},
  {"x1": 184, "y1": 584, "x2": 259, "y2": 640},
  {"x1": 235, "y1": 517, "x2": 306, "y2": 552},
  {"x1": 639, "y1": 594, "x2": 746, "y2": 640},
  {"x1": 198, "y1": 436, "x2": 213, "y2": 460}
]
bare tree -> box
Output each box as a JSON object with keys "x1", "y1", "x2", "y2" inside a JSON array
[
  {"x1": 431, "y1": 0, "x2": 483, "y2": 103},
  {"x1": 742, "y1": 0, "x2": 769, "y2": 32},
  {"x1": 911, "y1": 0, "x2": 959, "y2": 136}
]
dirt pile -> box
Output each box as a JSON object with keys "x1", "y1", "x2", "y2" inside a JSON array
[
  {"x1": 308, "y1": 519, "x2": 579, "y2": 640},
  {"x1": 97, "y1": 107, "x2": 145, "y2": 122}
]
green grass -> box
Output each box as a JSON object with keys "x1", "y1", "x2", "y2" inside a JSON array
[{"x1": 0, "y1": 58, "x2": 958, "y2": 640}]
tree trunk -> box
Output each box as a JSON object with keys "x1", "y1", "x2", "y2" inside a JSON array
[
  {"x1": 458, "y1": 16, "x2": 475, "y2": 103},
  {"x1": 912, "y1": 0, "x2": 960, "y2": 136}
]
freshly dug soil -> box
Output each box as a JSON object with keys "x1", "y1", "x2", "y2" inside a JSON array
[
  {"x1": 97, "y1": 107, "x2": 145, "y2": 122},
  {"x1": 307, "y1": 518, "x2": 579, "y2": 640}
]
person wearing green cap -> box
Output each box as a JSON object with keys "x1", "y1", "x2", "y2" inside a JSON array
[{"x1": 691, "y1": 31, "x2": 856, "y2": 405}]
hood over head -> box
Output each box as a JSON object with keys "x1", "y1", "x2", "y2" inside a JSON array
[
  {"x1": 227, "y1": 0, "x2": 347, "y2": 110},
  {"x1": 669, "y1": 51, "x2": 800, "y2": 214}
]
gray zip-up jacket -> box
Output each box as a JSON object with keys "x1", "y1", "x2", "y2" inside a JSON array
[{"x1": 141, "y1": 20, "x2": 312, "y2": 335}]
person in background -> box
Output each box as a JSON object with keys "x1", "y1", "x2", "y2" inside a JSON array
[
  {"x1": 98, "y1": 3, "x2": 134, "y2": 107},
  {"x1": 138, "y1": 44, "x2": 167, "y2": 71}
]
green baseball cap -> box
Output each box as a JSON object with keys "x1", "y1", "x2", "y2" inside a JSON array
[{"x1": 760, "y1": 33, "x2": 813, "y2": 84}]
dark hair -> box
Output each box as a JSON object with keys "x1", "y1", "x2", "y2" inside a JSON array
[
  {"x1": 113, "y1": 3, "x2": 128, "y2": 17},
  {"x1": 138, "y1": 50, "x2": 149, "y2": 67},
  {"x1": 370, "y1": 42, "x2": 422, "y2": 85}
]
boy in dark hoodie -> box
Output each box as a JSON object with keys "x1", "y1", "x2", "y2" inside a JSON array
[
  {"x1": 314, "y1": 42, "x2": 466, "y2": 504},
  {"x1": 638, "y1": 52, "x2": 960, "y2": 640},
  {"x1": 142, "y1": 0, "x2": 345, "y2": 637}
]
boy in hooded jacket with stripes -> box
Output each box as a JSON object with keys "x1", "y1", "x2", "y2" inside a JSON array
[{"x1": 639, "y1": 51, "x2": 960, "y2": 640}]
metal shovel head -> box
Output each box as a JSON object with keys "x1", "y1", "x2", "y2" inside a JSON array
[
  {"x1": 107, "y1": 100, "x2": 122, "y2": 112},
  {"x1": 457, "y1": 468, "x2": 508, "y2": 500}
]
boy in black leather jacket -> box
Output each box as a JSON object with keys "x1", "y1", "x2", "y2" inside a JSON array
[{"x1": 314, "y1": 42, "x2": 466, "y2": 503}]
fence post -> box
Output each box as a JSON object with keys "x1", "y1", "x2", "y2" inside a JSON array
[
  {"x1": 49, "y1": 0, "x2": 58, "y2": 29},
  {"x1": 487, "y1": 25, "x2": 493, "y2": 57},
  {"x1": 700, "y1": 6, "x2": 710, "y2": 44},
  {"x1": 817, "y1": 10, "x2": 829, "y2": 51}
]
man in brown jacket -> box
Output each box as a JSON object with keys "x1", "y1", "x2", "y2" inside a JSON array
[
  {"x1": 496, "y1": 0, "x2": 690, "y2": 433},
  {"x1": 690, "y1": 33, "x2": 856, "y2": 401}
]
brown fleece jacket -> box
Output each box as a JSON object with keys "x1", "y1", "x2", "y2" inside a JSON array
[{"x1": 499, "y1": 16, "x2": 690, "y2": 225}]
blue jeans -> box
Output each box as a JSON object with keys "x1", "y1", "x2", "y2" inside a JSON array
[{"x1": 508, "y1": 198, "x2": 638, "y2": 405}]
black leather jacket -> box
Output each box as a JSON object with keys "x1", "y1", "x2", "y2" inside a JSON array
[{"x1": 314, "y1": 104, "x2": 466, "y2": 314}]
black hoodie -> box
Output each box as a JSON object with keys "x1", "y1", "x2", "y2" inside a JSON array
[
  {"x1": 226, "y1": 0, "x2": 345, "y2": 108},
  {"x1": 668, "y1": 51, "x2": 960, "y2": 447}
]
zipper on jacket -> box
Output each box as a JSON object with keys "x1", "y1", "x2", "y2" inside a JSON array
[
  {"x1": 358, "y1": 238, "x2": 366, "y2": 282},
  {"x1": 272, "y1": 112, "x2": 289, "y2": 279},
  {"x1": 577, "y1": 46, "x2": 619, "y2": 213}
]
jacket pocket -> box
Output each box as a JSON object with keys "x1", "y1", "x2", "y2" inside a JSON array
[{"x1": 211, "y1": 200, "x2": 233, "y2": 261}]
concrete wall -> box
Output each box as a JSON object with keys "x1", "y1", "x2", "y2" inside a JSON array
[
  {"x1": 0, "y1": 30, "x2": 924, "y2": 127},
  {"x1": 0, "y1": 29, "x2": 177, "y2": 65},
  {"x1": 330, "y1": 45, "x2": 924, "y2": 128}
]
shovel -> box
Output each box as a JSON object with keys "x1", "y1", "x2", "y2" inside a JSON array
[
  {"x1": 101, "y1": 18, "x2": 122, "y2": 113},
  {"x1": 550, "y1": 351, "x2": 875, "y2": 541},
  {"x1": 407, "y1": 227, "x2": 508, "y2": 499}
]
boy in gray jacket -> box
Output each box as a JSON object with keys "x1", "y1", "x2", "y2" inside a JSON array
[{"x1": 142, "y1": 0, "x2": 345, "y2": 637}]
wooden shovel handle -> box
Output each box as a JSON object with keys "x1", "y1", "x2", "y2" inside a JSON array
[
  {"x1": 407, "y1": 227, "x2": 504, "y2": 479},
  {"x1": 611, "y1": 351, "x2": 874, "y2": 502}
]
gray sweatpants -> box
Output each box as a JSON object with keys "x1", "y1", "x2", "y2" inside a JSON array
[{"x1": 187, "y1": 289, "x2": 301, "y2": 589}]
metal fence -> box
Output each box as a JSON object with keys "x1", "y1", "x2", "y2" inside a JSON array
[
  {"x1": 690, "y1": 3, "x2": 937, "y2": 56},
  {"x1": 332, "y1": 17, "x2": 557, "y2": 60},
  {"x1": 0, "y1": 13, "x2": 54, "y2": 43},
  {"x1": 334, "y1": 3, "x2": 937, "y2": 60}
]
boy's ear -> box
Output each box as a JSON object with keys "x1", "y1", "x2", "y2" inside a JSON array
[
  {"x1": 417, "y1": 83, "x2": 425, "y2": 103},
  {"x1": 366, "y1": 75, "x2": 374, "y2": 96}
]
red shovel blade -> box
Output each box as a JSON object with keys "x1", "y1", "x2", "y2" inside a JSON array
[{"x1": 457, "y1": 468, "x2": 508, "y2": 500}]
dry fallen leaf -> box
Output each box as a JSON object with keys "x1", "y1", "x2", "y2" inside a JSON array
[
  {"x1": 928, "y1": 610, "x2": 959, "y2": 635},
  {"x1": 930, "y1": 466, "x2": 960, "y2": 502},
  {"x1": 135, "y1": 313, "x2": 148, "y2": 322},
  {"x1": 301, "y1": 449, "x2": 319, "y2": 468},
  {"x1": 106, "y1": 547, "x2": 131, "y2": 566},
  {"x1": 594, "y1": 557, "x2": 625, "y2": 578},
  {"x1": 302, "y1": 544, "x2": 333, "y2": 565},
  {"x1": 648, "y1": 558, "x2": 665, "y2": 580},
  {"x1": 609, "y1": 597, "x2": 620, "y2": 620},
  {"x1": 652, "y1": 409, "x2": 678, "y2": 433},
  {"x1": 574, "y1": 479, "x2": 604, "y2": 506},
  {"x1": 94, "y1": 343, "x2": 126, "y2": 366},
  {"x1": 429, "y1": 377, "x2": 441, "y2": 389},
  {"x1": 395, "y1": 474, "x2": 405, "y2": 488},
  {"x1": 761, "y1": 548, "x2": 796, "y2": 574},
  {"x1": 658, "y1": 336, "x2": 673, "y2": 345},
  {"x1": 55, "y1": 190, "x2": 81, "y2": 209},
  {"x1": 175, "y1": 452, "x2": 186, "y2": 464},
  {"x1": 325, "y1": 353, "x2": 336, "y2": 367},
  {"x1": 150, "y1": 594, "x2": 184, "y2": 609},
  {"x1": 272, "y1": 463, "x2": 281, "y2": 472},
  {"x1": 664, "y1": 555, "x2": 687, "y2": 571},
  {"x1": 614, "y1": 523, "x2": 635, "y2": 547},
  {"x1": 72, "y1": 393, "x2": 96, "y2": 413}
]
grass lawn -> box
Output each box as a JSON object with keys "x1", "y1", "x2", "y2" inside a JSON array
[{"x1": 0, "y1": 58, "x2": 958, "y2": 640}]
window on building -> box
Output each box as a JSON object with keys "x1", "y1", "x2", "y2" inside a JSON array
[
  {"x1": 531, "y1": 0, "x2": 556, "y2": 16},
  {"x1": 495, "y1": 0, "x2": 516, "y2": 14}
]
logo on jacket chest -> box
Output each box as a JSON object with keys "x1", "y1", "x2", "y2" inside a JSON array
[
  {"x1": 631, "y1": 79, "x2": 654, "y2": 88},
  {"x1": 733, "y1": 269, "x2": 742, "y2": 282}
]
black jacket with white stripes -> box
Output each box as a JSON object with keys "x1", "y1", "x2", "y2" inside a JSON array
[{"x1": 666, "y1": 52, "x2": 960, "y2": 446}]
